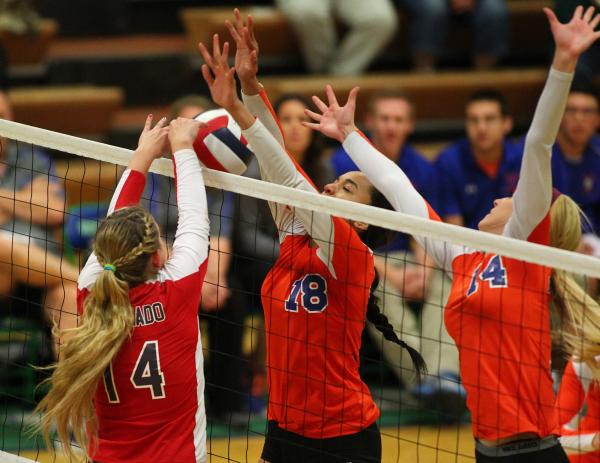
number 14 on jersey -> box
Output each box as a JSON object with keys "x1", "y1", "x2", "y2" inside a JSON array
[{"x1": 467, "y1": 255, "x2": 508, "y2": 297}]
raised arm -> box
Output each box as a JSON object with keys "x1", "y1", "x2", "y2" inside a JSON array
[
  {"x1": 304, "y1": 85, "x2": 461, "y2": 274},
  {"x1": 225, "y1": 8, "x2": 285, "y2": 148},
  {"x1": 159, "y1": 117, "x2": 210, "y2": 282},
  {"x1": 78, "y1": 115, "x2": 169, "y2": 297},
  {"x1": 199, "y1": 34, "x2": 363, "y2": 280},
  {"x1": 505, "y1": 6, "x2": 600, "y2": 241}
]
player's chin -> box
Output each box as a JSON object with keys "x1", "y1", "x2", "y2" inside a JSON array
[{"x1": 478, "y1": 215, "x2": 492, "y2": 232}]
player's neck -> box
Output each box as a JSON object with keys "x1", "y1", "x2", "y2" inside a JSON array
[{"x1": 557, "y1": 134, "x2": 586, "y2": 161}]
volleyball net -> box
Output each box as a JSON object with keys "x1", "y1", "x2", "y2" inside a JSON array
[{"x1": 1, "y1": 119, "x2": 599, "y2": 463}]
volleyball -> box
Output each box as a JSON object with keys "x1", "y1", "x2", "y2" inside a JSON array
[{"x1": 193, "y1": 108, "x2": 251, "y2": 175}]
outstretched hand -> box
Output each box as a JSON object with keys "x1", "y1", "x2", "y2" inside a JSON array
[
  {"x1": 544, "y1": 6, "x2": 600, "y2": 70},
  {"x1": 198, "y1": 34, "x2": 239, "y2": 110},
  {"x1": 225, "y1": 8, "x2": 259, "y2": 88},
  {"x1": 303, "y1": 85, "x2": 360, "y2": 143},
  {"x1": 137, "y1": 114, "x2": 170, "y2": 160}
]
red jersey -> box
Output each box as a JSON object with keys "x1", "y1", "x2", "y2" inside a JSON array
[
  {"x1": 77, "y1": 150, "x2": 210, "y2": 463},
  {"x1": 340, "y1": 68, "x2": 574, "y2": 441},
  {"x1": 556, "y1": 360, "x2": 600, "y2": 462},
  {"x1": 242, "y1": 90, "x2": 379, "y2": 438}
]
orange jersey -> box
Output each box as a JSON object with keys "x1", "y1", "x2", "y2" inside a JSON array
[
  {"x1": 445, "y1": 216, "x2": 556, "y2": 440},
  {"x1": 340, "y1": 67, "x2": 573, "y2": 441},
  {"x1": 556, "y1": 360, "x2": 600, "y2": 462},
  {"x1": 241, "y1": 90, "x2": 379, "y2": 438},
  {"x1": 261, "y1": 222, "x2": 378, "y2": 438}
]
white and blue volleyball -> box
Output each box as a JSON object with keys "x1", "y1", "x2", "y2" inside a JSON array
[{"x1": 193, "y1": 108, "x2": 251, "y2": 175}]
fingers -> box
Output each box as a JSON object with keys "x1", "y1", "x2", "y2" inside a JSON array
[
  {"x1": 304, "y1": 108, "x2": 323, "y2": 122},
  {"x1": 574, "y1": 5, "x2": 584, "y2": 21},
  {"x1": 312, "y1": 95, "x2": 329, "y2": 113},
  {"x1": 347, "y1": 86, "x2": 360, "y2": 108},
  {"x1": 154, "y1": 116, "x2": 168, "y2": 129},
  {"x1": 225, "y1": 19, "x2": 241, "y2": 43},
  {"x1": 584, "y1": 5, "x2": 596, "y2": 23},
  {"x1": 198, "y1": 42, "x2": 214, "y2": 69},
  {"x1": 591, "y1": 12, "x2": 600, "y2": 30},
  {"x1": 201, "y1": 64, "x2": 214, "y2": 86},
  {"x1": 242, "y1": 27, "x2": 254, "y2": 50},
  {"x1": 247, "y1": 14, "x2": 257, "y2": 44},
  {"x1": 234, "y1": 7, "x2": 244, "y2": 32},
  {"x1": 301, "y1": 121, "x2": 322, "y2": 131},
  {"x1": 543, "y1": 7, "x2": 559, "y2": 28},
  {"x1": 325, "y1": 85, "x2": 339, "y2": 108},
  {"x1": 143, "y1": 114, "x2": 153, "y2": 132},
  {"x1": 212, "y1": 33, "x2": 221, "y2": 60}
]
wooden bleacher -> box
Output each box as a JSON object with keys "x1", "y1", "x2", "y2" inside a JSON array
[
  {"x1": 261, "y1": 68, "x2": 549, "y2": 125},
  {"x1": 54, "y1": 159, "x2": 122, "y2": 206},
  {"x1": 180, "y1": 0, "x2": 553, "y2": 65},
  {"x1": 9, "y1": 86, "x2": 124, "y2": 137}
]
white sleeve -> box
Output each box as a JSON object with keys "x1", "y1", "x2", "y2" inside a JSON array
[
  {"x1": 504, "y1": 68, "x2": 573, "y2": 240},
  {"x1": 559, "y1": 434, "x2": 597, "y2": 455},
  {"x1": 242, "y1": 118, "x2": 343, "y2": 274},
  {"x1": 242, "y1": 89, "x2": 285, "y2": 148},
  {"x1": 159, "y1": 149, "x2": 210, "y2": 282},
  {"x1": 342, "y1": 132, "x2": 461, "y2": 275}
]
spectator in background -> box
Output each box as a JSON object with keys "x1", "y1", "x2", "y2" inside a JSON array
[
  {"x1": 275, "y1": 0, "x2": 398, "y2": 75},
  {"x1": 331, "y1": 90, "x2": 462, "y2": 420},
  {"x1": 141, "y1": 95, "x2": 247, "y2": 424},
  {"x1": 234, "y1": 93, "x2": 335, "y2": 413},
  {"x1": 436, "y1": 90, "x2": 521, "y2": 229},
  {"x1": 0, "y1": 90, "x2": 78, "y2": 355},
  {"x1": 552, "y1": 84, "x2": 600, "y2": 257},
  {"x1": 555, "y1": 0, "x2": 600, "y2": 86},
  {"x1": 398, "y1": 0, "x2": 509, "y2": 71}
]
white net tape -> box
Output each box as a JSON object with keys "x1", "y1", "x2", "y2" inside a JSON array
[{"x1": 1, "y1": 118, "x2": 597, "y2": 279}]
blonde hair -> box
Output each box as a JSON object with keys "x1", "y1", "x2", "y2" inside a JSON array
[
  {"x1": 549, "y1": 195, "x2": 600, "y2": 378},
  {"x1": 35, "y1": 206, "x2": 160, "y2": 461}
]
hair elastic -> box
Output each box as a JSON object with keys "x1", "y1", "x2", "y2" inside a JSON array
[{"x1": 103, "y1": 264, "x2": 117, "y2": 273}]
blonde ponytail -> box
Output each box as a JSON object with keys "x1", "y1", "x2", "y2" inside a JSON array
[
  {"x1": 35, "y1": 206, "x2": 160, "y2": 461},
  {"x1": 549, "y1": 195, "x2": 600, "y2": 378}
]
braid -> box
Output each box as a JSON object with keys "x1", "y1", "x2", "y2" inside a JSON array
[
  {"x1": 94, "y1": 207, "x2": 160, "y2": 285},
  {"x1": 366, "y1": 270, "x2": 427, "y2": 379},
  {"x1": 112, "y1": 213, "x2": 158, "y2": 268}
]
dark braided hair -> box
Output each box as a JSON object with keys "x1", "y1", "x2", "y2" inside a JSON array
[{"x1": 366, "y1": 270, "x2": 427, "y2": 379}]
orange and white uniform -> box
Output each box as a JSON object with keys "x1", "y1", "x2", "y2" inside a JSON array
[
  {"x1": 556, "y1": 359, "x2": 600, "y2": 462},
  {"x1": 240, "y1": 89, "x2": 379, "y2": 438},
  {"x1": 340, "y1": 67, "x2": 574, "y2": 441}
]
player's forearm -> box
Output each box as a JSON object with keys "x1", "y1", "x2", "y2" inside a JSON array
[
  {"x1": 241, "y1": 88, "x2": 285, "y2": 148},
  {"x1": 207, "y1": 236, "x2": 232, "y2": 283},
  {"x1": 0, "y1": 187, "x2": 65, "y2": 226},
  {"x1": 510, "y1": 68, "x2": 573, "y2": 237}
]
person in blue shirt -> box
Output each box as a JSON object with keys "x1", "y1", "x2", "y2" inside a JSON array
[
  {"x1": 332, "y1": 89, "x2": 462, "y2": 420},
  {"x1": 552, "y1": 84, "x2": 600, "y2": 255},
  {"x1": 435, "y1": 89, "x2": 523, "y2": 229}
]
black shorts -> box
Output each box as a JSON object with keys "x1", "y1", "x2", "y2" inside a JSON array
[
  {"x1": 260, "y1": 420, "x2": 381, "y2": 463},
  {"x1": 475, "y1": 437, "x2": 570, "y2": 463}
]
